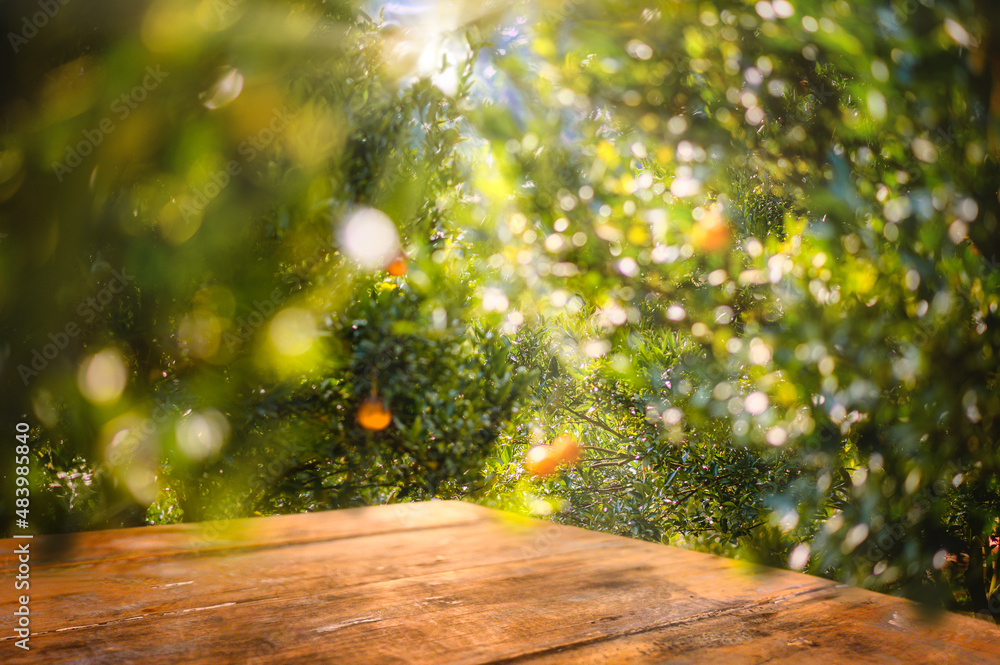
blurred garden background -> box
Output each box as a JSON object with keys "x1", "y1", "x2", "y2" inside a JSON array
[{"x1": 1, "y1": 0, "x2": 999, "y2": 620}]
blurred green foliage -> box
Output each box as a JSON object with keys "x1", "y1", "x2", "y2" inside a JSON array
[
  {"x1": 470, "y1": 0, "x2": 1000, "y2": 619},
  {"x1": 2, "y1": 0, "x2": 999, "y2": 621}
]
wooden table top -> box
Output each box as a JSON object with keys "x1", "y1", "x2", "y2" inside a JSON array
[{"x1": 2, "y1": 500, "x2": 998, "y2": 663}]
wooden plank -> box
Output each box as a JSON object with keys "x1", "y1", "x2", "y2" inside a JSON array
[
  {"x1": 13, "y1": 517, "x2": 625, "y2": 631},
  {"x1": 2, "y1": 500, "x2": 997, "y2": 664},
  {"x1": 8, "y1": 539, "x2": 828, "y2": 663},
  {"x1": 25, "y1": 500, "x2": 492, "y2": 568},
  {"x1": 493, "y1": 585, "x2": 994, "y2": 664}
]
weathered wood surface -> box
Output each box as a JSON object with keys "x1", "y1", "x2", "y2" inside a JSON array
[{"x1": 2, "y1": 500, "x2": 998, "y2": 663}]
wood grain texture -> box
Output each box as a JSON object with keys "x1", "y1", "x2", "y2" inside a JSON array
[{"x1": 2, "y1": 500, "x2": 997, "y2": 664}]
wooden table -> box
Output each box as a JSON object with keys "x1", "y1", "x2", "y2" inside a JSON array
[{"x1": 2, "y1": 500, "x2": 998, "y2": 663}]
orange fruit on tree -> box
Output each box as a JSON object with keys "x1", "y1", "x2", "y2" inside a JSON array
[
  {"x1": 524, "y1": 434, "x2": 581, "y2": 477},
  {"x1": 525, "y1": 444, "x2": 559, "y2": 476},
  {"x1": 357, "y1": 396, "x2": 392, "y2": 430},
  {"x1": 690, "y1": 207, "x2": 731, "y2": 252},
  {"x1": 386, "y1": 255, "x2": 407, "y2": 276},
  {"x1": 550, "y1": 434, "x2": 581, "y2": 465}
]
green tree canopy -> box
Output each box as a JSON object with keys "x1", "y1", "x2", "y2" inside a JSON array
[{"x1": 2, "y1": 0, "x2": 998, "y2": 618}]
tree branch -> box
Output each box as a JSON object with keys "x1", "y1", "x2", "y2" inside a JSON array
[
  {"x1": 588, "y1": 459, "x2": 632, "y2": 469},
  {"x1": 556, "y1": 403, "x2": 630, "y2": 441},
  {"x1": 580, "y1": 444, "x2": 632, "y2": 458}
]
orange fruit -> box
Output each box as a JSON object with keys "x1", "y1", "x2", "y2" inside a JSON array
[
  {"x1": 691, "y1": 209, "x2": 731, "y2": 252},
  {"x1": 524, "y1": 434, "x2": 581, "y2": 477},
  {"x1": 550, "y1": 434, "x2": 581, "y2": 465},
  {"x1": 386, "y1": 256, "x2": 407, "y2": 276},
  {"x1": 357, "y1": 396, "x2": 392, "y2": 430},
  {"x1": 525, "y1": 444, "x2": 559, "y2": 476}
]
